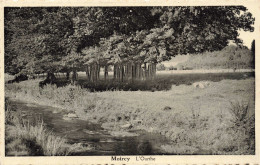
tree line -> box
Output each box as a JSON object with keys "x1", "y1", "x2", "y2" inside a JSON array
[
  {"x1": 4, "y1": 7, "x2": 255, "y2": 84},
  {"x1": 175, "y1": 43, "x2": 255, "y2": 70}
]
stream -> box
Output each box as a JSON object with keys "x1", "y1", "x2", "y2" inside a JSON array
[{"x1": 9, "y1": 99, "x2": 172, "y2": 155}]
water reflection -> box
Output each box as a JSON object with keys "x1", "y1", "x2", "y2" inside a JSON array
[{"x1": 115, "y1": 139, "x2": 153, "y2": 155}]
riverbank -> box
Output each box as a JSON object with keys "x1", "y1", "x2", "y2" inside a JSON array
[
  {"x1": 5, "y1": 77, "x2": 255, "y2": 154},
  {"x1": 5, "y1": 98, "x2": 85, "y2": 156}
]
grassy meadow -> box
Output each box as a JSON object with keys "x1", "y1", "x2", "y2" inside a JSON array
[{"x1": 5, "y1": 72, "x2": 255, "y2": 155}]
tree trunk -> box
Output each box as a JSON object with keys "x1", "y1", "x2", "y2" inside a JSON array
[
  {"x1": 66, "y1": 71, "x2": 70, "y2": 80},
  {"x1": 137, "y1": 63, "x2": 142, "y2": 80},
  {"x1": 131, "y1": 63, "x2": 134, "y2": 81},
  {"x1": 121, "y1": 64, "x2": 124, "y2": 82},
  {"x1": 118, "y1": 65, "x2": 120, "y2": 81},
  {"x1": 114, "y1": 64, "x2": 117, "y2": 80},
  {"x1": 104, "y1": 65, "x2": 108, "y2": 81},
  {"x1": 97, "y1": 64, "x2": 100, "y2": 80},
  {"x1": 152, "y1": 63, "x2": 156, "y2": 79},
  {"x1": 128, "y1": 63, "x2": 132, "y2": 81},
  {"x1": 47, "y1": 72, "x2": 56, "y2": 82},
  {"x1": 144, "y1": 63, "x2": 147, "y2": 80},
  {"x1": 71, "y1": 70, "x2": 77, "y2": 85},
  {"x1": 125, "y1": 64, "x2": 128, "y2": 80},
  {"x1": 148, "y1": 64, "x2": 151, "y2": 78},
  {"x1": 94, "y1": 64, "x2": 97, "y2": 83},
  {"x1": 86, "y1": 66, "x2": 90, "y2": 80}
]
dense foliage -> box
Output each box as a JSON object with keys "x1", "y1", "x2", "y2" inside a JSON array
[{"x1": 4, "y1": 6, "x2": 255, "y2": 83}]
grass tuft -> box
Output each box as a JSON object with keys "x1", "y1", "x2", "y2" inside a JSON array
[
  {"x1": 5, "y1": 98, "x2": 84, "y2": 156},
  {"x1": 229, "y1": 100, "x2": 250, "y2": 126}
]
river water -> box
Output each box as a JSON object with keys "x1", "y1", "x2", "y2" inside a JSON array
[{"x1": 9, "y1": 99, "x2": 172, "y2": 155}]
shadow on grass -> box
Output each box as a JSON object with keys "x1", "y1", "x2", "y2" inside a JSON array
[{"x1": 39, "y1": 72, "x2": 254, "y2": 92}]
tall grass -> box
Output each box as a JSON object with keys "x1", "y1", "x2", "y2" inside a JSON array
[
  {"x1": 5, "y1": 98, "x2": 83, "y2": 156},
  {"x1": 228, "y1": 100, "x2": 255, "y2": 154},
  {"x1": 229, "y1": 100, "x2": 250, "y2": 126}
]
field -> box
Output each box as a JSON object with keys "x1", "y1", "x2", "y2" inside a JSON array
[{"x1": 5, "y1": 72, "x2": 255, "y2": 155}]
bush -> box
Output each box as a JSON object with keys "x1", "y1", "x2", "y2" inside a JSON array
[
  {"x1": 156, "y1": 63, "x2": 166, "y2": 71},
  {"x1": 168, "y1": 65, "x2": 177, "y2": 70}
]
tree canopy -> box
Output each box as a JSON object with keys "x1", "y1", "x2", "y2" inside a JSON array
[{"x1": 4, "y1": 6, "x2": 255, "y2": 82}]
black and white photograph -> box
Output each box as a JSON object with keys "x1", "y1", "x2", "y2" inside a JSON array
[{"x1": 1, "y1": 1, "x2": 259, "y2": 163}]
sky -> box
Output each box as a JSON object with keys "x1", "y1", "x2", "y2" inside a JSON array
[{"x1": 238, "y1": 30, "x2": 255, "y2": 48}]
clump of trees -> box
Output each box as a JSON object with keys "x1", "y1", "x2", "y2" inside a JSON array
[
  {"x1": 177, "y1": 45, "x2": 255, "y2": 70},
  {"x1": 4, "y1": 7, "x2": 255, "y2": 85}
]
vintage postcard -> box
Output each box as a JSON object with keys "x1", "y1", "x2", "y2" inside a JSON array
[{"x1": 0, "y1": 0, "x2": 259, "y2": 164}]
